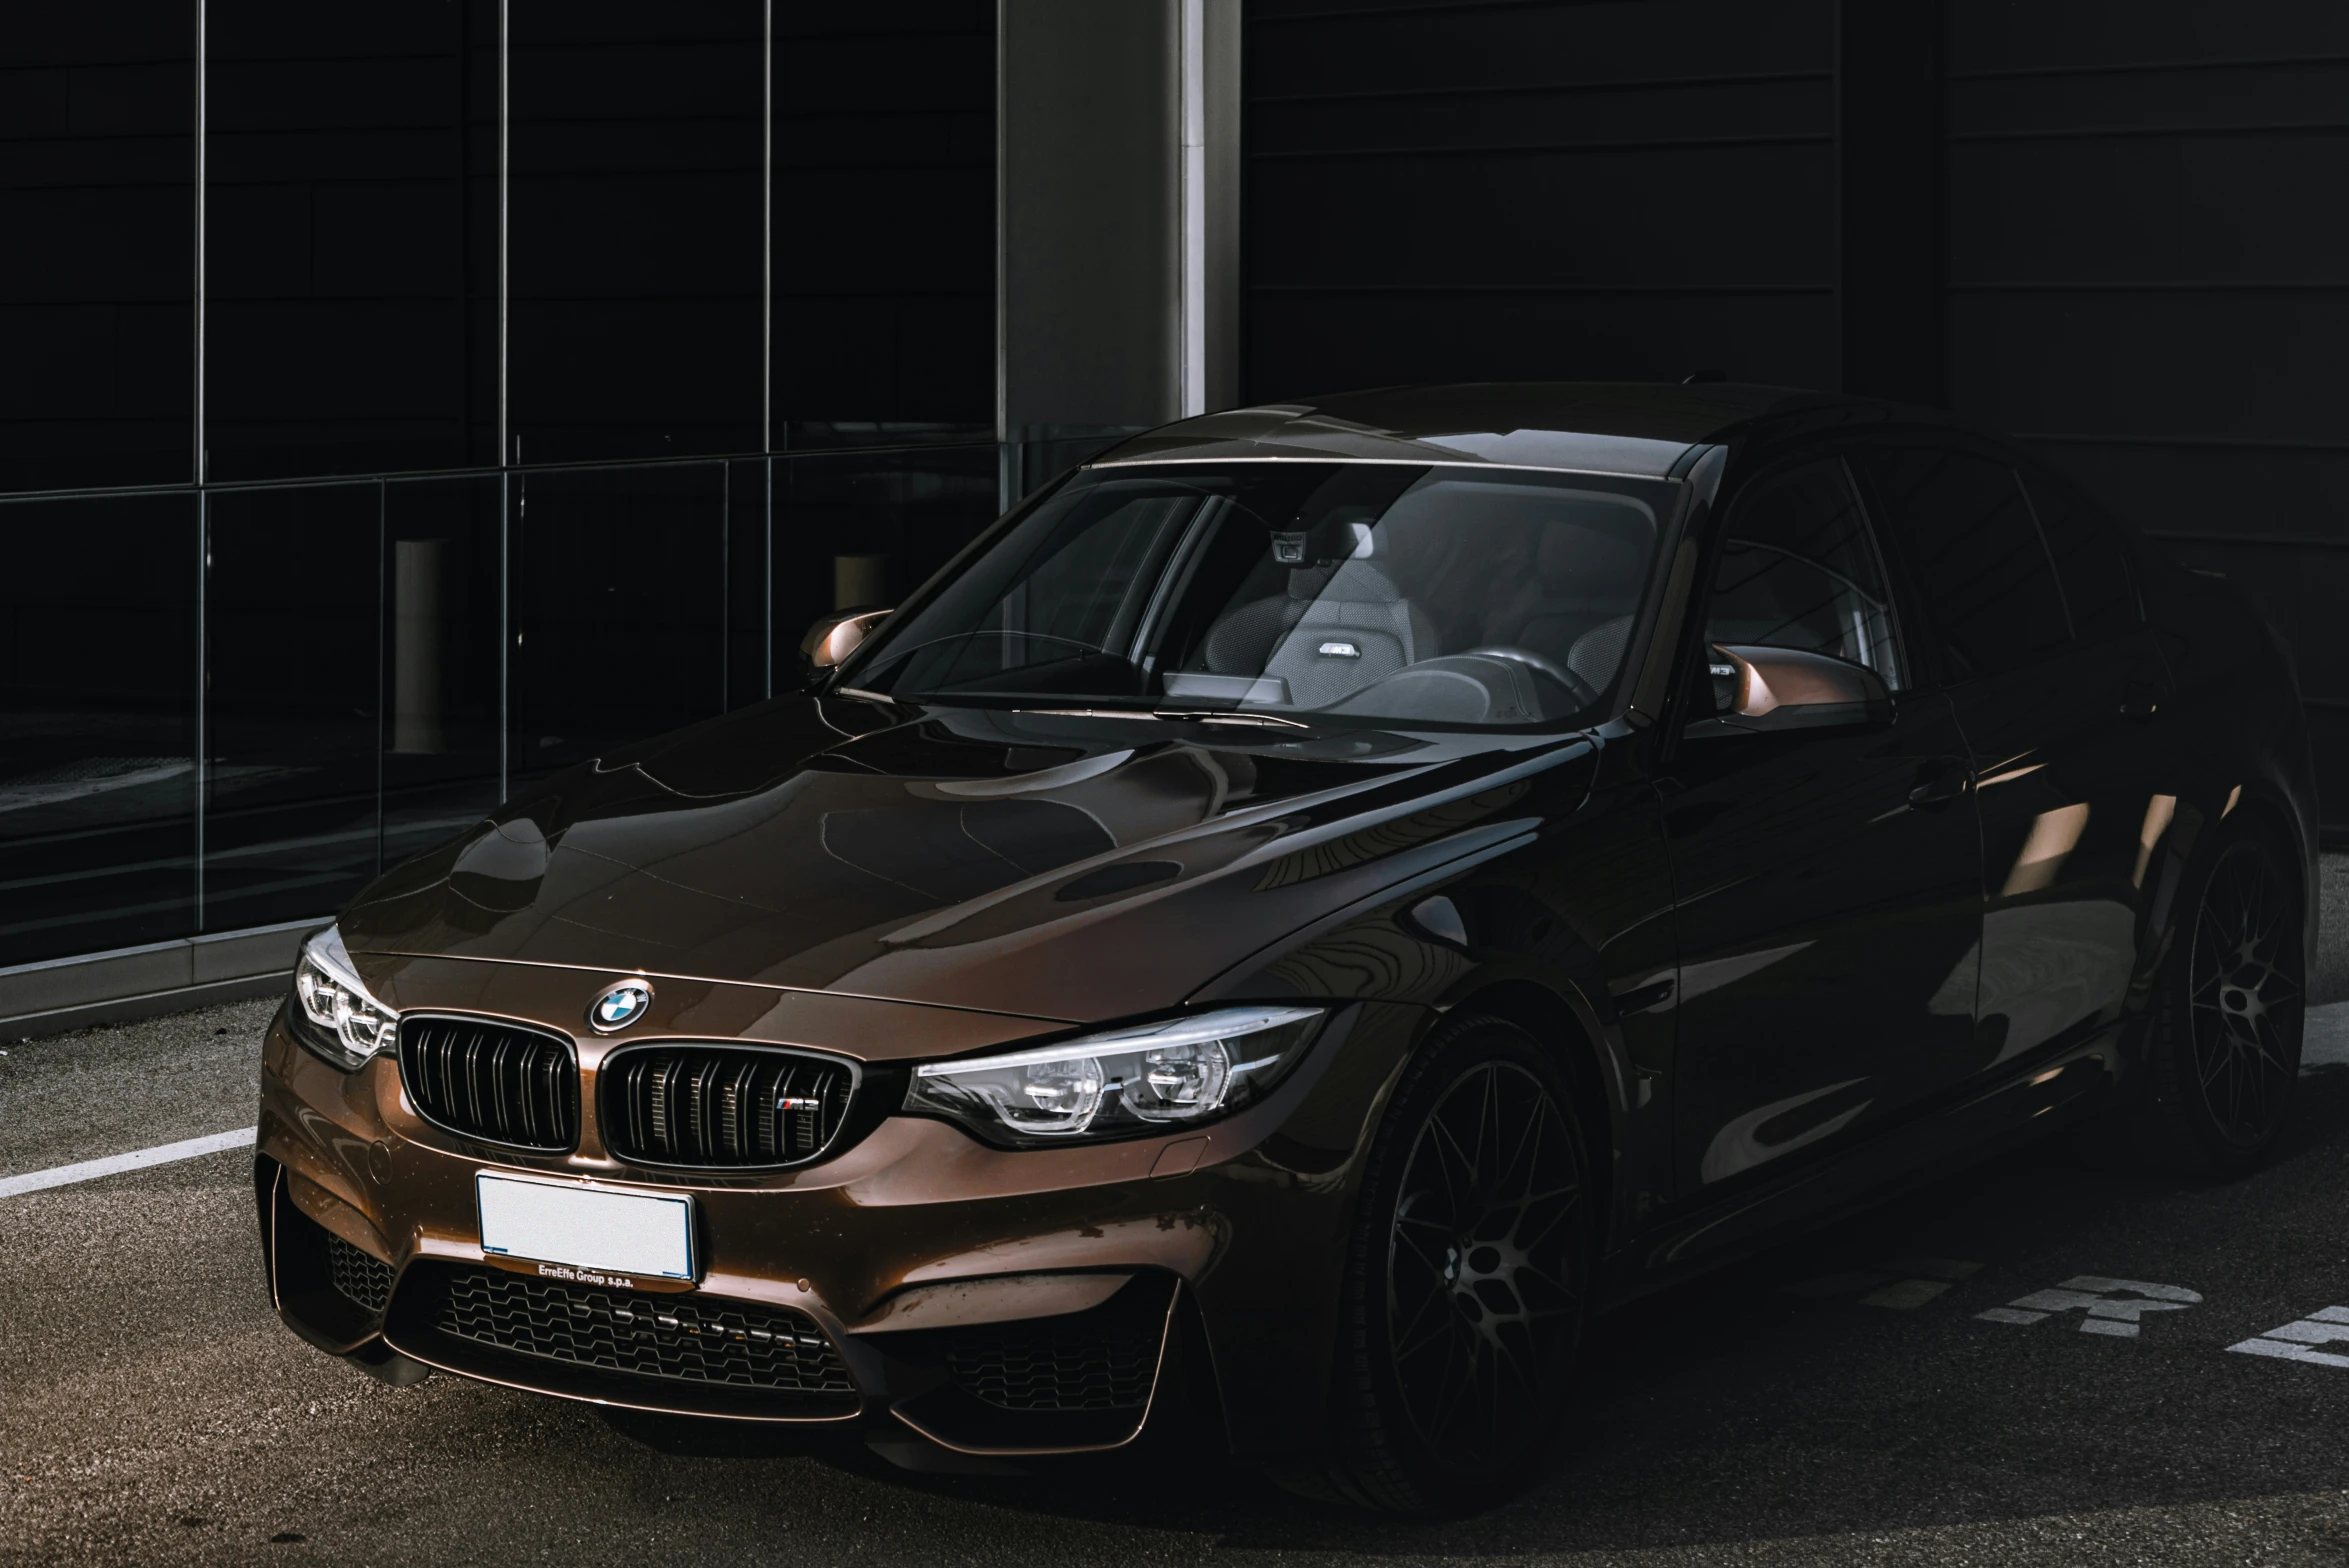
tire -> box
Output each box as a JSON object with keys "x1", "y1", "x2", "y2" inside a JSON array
[
  {"x1": 1315, "y1": 1014, "x2": 1594, "y2": 1514},
  {"x1": 2131, "y1": 815, "x2": 2307, "y2": 1177}
]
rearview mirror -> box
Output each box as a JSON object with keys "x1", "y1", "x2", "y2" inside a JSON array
[
  {"x1": 1684, "y1": 642, "x2": 1890, "y2": 738},
  {"x1": 802, "y1": 606, "x2": 892, "y2": 670}
]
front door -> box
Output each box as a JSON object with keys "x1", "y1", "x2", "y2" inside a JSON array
[
  {"x1": 1856, "y1": 444, "x2": 2175, "y2": 1078},
  {"x1": 1663, "y1": 456, "x2": 1984, "y2": 1196}
]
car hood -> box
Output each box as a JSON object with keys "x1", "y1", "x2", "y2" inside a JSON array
[{"x1": 341, "y1": 695, "x2": 1597, "y2": 1022}]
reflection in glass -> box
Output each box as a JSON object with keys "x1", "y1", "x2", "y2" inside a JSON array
[
  {"x1": 382, "y1": 475, "x2": 504, "y2": 867},
  {"x1": 0, "y1": 9, "x2": 194, "y2": 494},
  {"x1": 510, "y1": 463, "x2": 726, "y2": 783},
  {"x1": 204, "y1": 484, "x2": 381, "y2": 930},
  {"x1": 774, "y1": 446, "x2": 1000, "y2": 691},
  {"x1": 772, "y1": 5, "x2": 995, "y2": 446},
  {"x1": 205, "y1": 1, "x2": 498, "y2": 481},
  {"x1": 725, "y1": 457, "x2": 769, "y2": 707},
  {"x1": 1859, "y1": 447, "x2": 2070, "y2": 678},
  {"x1": 0, "y1": 492, "x2": 197, "y2": 964},
  {"x1": 508, "y1": 2, "x2": 763, "y2": 464},
  {"x1": 1706, "y1": 459, "x2": 1903, "y2": 690}
]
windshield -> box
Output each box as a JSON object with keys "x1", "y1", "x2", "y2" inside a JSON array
[{"x1": 842, "y1": 461, "x2": 1676, "y2": 728}]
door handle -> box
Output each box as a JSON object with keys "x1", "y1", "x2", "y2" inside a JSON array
[{"x1": 1908, "y1": 756, "x2": 1972, "y2": 810}]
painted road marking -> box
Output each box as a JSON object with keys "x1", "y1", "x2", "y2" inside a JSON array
[
  {"x1": 1975, "y1": 1275, "x2": 2201, "y2": 1338},
  {"x1": 0, "y1": 1128, "x2": 256, "y2": 1199},
  {"x1": 2227, "y1": 1307, "x2": 2349, "y2": 1368}
]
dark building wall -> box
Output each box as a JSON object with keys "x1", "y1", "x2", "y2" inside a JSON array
[
  {"x1": 1243, "y1": 0, "x2": 1839, "y2": 395},
  {"x1": 1944, "y1": 2, "x2": 2349, "y2": 829},
  {"x1": 0, "y1": 1, "x2": 1000, "y2": 970},
  {"x1": 1242, "y1": 0, "x2": 2348, "y2": 832}
]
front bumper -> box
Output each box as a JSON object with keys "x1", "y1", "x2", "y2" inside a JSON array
[{"x1": 254, "y1": 963, "x2": 1423, "y2": 1461}]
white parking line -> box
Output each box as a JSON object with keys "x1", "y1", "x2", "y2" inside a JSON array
[
  {"x1": 2306, "y1": 1001, "x2": 2349, "y2": 1069},
  {"x1": 0, "y1": 1128, "x2": 256, "y2": 1199}
]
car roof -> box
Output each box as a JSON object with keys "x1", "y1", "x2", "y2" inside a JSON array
[{"x1": 1089, "y1": 381, "x2": 1913, "y2": 480}]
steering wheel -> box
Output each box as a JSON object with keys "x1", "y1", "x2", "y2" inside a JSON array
[{"x1": 1460, "y1": 645, "x2": 1600, "y2": 710}]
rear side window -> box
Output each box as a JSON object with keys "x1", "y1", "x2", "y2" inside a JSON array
[
  {"x1": 1857, "y1": 446, "x2": 2069, "y2": 679},
  {"x1": 2022, "y1": 468, "x2": 2141, "y2": 642}
]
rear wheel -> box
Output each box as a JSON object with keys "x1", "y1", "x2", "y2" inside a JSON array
[
  {"x1": 1319, "y1": 1015, "x2": 1592, "y2": 1514},
  {"x1": 2134, "y1": 817, "x2": 2305, "y2": 1175}
]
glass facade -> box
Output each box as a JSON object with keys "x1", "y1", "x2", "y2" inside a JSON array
[{"x1": 0, "y1": 1, "x2": 1000, "y2": 968}]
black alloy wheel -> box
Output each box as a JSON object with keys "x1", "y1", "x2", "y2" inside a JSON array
[
  {"x1": 1315, "y1": 1015, "x2": 1592, "y2": 1514},
  {"x1": 2185, "y1": 835, "x2": 2304, "y2": 1149},
  {"x1": 2137, "y1": 817, "x2": 2305, "y2": 1175}
]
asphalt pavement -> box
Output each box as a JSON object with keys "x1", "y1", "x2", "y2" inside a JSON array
[{"x1": 4, "y1": 855, "x2": 2349, "y2": 1567}]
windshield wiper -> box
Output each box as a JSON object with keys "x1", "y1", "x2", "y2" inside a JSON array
[{"x1": 1151, "y1": 709, "x2": 1313, "y2": 729}]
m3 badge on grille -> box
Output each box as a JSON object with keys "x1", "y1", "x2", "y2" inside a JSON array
[{"x1": 588, "y1": 978, "x2": 653, "y2": 1033}]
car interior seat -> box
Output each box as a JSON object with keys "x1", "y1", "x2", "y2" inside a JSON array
[{"x1": 1197, "y1": 515, "x2": 1434, "y2": 708}]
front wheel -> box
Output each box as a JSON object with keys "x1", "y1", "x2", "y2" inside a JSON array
[{"x1": 1319, "y1": 1015, "x2": 1593, "y2": 1514}]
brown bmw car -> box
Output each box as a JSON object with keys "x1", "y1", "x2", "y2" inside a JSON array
[{"x1": 257, "y1": 383, "x2": 2315, "y2": 1513}]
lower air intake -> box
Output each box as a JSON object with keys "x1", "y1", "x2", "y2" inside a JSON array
[
  {"x1": 945, "y1": 1285, "x2": 1164, "y2": 1411},
  {"x1": 398, "y1": 1015, "x2": 579, "y2": 1151},
  {"x1": 326, "y1": 1233, "x2": 395, "y2": 1315},
  {"x1": 600, "y1": 1044, "x2": 854, "y2": 1168},
  {"x1": 433, "y1": 1266, "x2": 856, "y2": 1398}
]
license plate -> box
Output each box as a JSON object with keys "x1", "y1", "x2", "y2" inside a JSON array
[{"x1": 475, "y1": 1172, "x2": 696, "y2": 1283}]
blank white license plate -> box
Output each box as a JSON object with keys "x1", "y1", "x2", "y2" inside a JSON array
[{"x1": 476, "y1": 1173, "x2": 695, "y2": 1282}]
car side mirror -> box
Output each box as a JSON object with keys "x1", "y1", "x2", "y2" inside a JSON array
[
  {"x1": 802, "y1": 606, "x2": 892, "y2": 670},
  {"x1": 1684, "y1": 642, "x2": 1891, "y2": 738}
]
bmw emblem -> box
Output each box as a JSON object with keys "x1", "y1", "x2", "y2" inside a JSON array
[{"x1": 588, "y1": 978, "x2": 653, "y2": 1034}]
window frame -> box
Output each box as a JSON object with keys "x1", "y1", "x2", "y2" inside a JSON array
[
  {"x1": 1847, "y1": 434, "x2": 2078, "y2": 689},
  {"x1": 2013, "y1": 457, "x2": 2146, "y2": 645}
]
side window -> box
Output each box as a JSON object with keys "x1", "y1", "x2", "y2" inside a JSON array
[
  {"x1": 2021, "y1": 467, "x2": 2141, "y2": 643},
  {"x1": 1857, "y1": 446, "x2": 2069, "y2": 679},
  {"x1": 1704, "y1": 458, "x2": 1905, "y2": 691}
]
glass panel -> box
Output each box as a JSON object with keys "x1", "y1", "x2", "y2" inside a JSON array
[
  {"x1": 203, "y1": 483, "x2": 380, "y2": 929},
  {"x1": 1705, "y1": 459, "x2": 1905, "y2": 688},
  {"x1": 0, "y1": 492, "x2": 195, "y2": 964},
  {"x1": 382, "y1": 474, "x2": 504, "y2": 867},
  {"x1": 205, "y1": 1, "x2": 498, "y2": 481},
  {"x1": 508, "y1": 2, "x2": 763, "y2": 464},
  {"x1": 726, "y1": 457, "x2": 770, "y2": 707},
  {"x1": 774, "y1": 445, "x2": 1000, "y2": 690},
  {"x1": 2020, "y1": 464, "x2": 2142, "y2": 644},
  {"x1": 510, "y1": 463, "x2": 726, "y2": 783},
  {"x1": 846, "y1": 461, "x2": 1672, "y2": 727},
  {"x1": 772, "y1": 5, "x2": 995, "y2": 446},
  {"x1": 1858, "y1": 446, "x2": 2070, "y2": 680},
  {"x1": 0, "y1": 5, "x2": 194, "y2": 494}
]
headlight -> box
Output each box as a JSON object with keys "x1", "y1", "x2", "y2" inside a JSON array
[
  {"x1": 904, "y1": 1006, "x2": 1325, "y2": 1147},
  {"x1": 288, "y1": 923, "x2": 395, "y2": 1071}
]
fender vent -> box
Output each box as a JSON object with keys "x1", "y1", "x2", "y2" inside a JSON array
[
  {"x1": 945, "y1": 1289, "x2": 1163, "y2": 1411},
  {"x1": 600, "y1": 1045, "x2": 854, "y2": 1168}
]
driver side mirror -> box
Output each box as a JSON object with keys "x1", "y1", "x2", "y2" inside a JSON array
[
  {"x1": 802, "y1": 606, "x2": 892, "y2": 670},
  {"x1": 1684, "y1": 642, "x2": 1891, "y2": 738}
]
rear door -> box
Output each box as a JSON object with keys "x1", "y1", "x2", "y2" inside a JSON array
[
  {"x1": 1854, "y1": 444, "x2": 2170, "y2": 1080},
  {"x1": 1663, "y1": 455, "x2": 1984, "y2": 1196}
]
